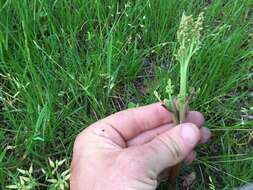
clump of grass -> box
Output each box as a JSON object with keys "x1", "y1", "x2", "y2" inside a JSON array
[
  {"x1": 43, "y1": 158, "x2": 70, "y2": 190},
  {"x1": 6, "y1": 159, "x2": 70, "y2": 190},
  {"x1": 6, "y1": 165, "x2": 38, "y2": 190}
]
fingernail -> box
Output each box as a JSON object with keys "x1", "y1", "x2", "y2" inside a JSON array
[{"x1": 180, "y1": 123, "x2": 200, "y2": 144}]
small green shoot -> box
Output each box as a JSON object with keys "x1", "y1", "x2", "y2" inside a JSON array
[
  {"x1": 6, "y1": 165, "x2": 38, "y2": 190},
  {"x1": 154, "y1": 12, "x2": 204, "y2": 186},
  {"x1": 156, "y1": 12, "x2": 204, "y2": 124}
]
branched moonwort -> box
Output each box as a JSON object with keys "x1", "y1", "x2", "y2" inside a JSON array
[{"x1": 154, "y1": 12, "x2": 204, "y2": 184}]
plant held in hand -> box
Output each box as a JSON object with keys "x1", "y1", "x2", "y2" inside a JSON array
[
  {"x1": 156, "y1": 12, "x2": 204, "y2": 125},
  {"x1": 155, "y1": 12, "x2": 204, "y2": 184}
]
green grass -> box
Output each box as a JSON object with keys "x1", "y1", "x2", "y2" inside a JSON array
[{"x1": 0, "y1": 0, "x2": 252, "y2": 189}]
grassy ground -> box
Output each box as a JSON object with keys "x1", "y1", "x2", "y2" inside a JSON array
[{"x1": 0, "y1": 0, "x2": 252, "y2": 189}]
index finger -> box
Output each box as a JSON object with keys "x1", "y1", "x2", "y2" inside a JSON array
[{"x1": 101, "y1": 102, "x2": 172, "y2": 140}]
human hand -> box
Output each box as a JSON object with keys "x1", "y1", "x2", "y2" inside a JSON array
[{"x1": 70, "y1": 103, "x2": 211, "y2": 190}]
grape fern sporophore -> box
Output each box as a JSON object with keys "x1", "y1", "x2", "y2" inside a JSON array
[
  {"x1": 155, "y1": 12, "x2": 204, "y2": 126},
  {"x1": 155, "y1": 12, "x2": 204, "y2": 185},
  {"x1": 174, "y1": 12, "x2": 203, "y2": 123}
]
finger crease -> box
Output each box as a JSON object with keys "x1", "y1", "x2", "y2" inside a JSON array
[
  {"x1": 103, "y1": 122, "x2": 127, "y2": 143},
  {"x1": 156, "y1": 136, "x2": 181, "y2": 159}
]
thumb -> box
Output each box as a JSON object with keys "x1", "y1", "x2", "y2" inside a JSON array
[{"x1": 137, "y1": 123, "x2": 200, "y2": 175}]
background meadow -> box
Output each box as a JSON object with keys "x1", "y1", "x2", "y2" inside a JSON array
[{"x1": 0, "y1": 0, "x2": 252, "y2": 189}]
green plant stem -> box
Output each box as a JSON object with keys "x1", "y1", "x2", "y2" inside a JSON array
[{"x1": 179, "y1": 59, "x2": 190, "y2": 123}]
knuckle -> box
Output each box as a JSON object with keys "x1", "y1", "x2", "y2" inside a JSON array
[{"x1": 156, "y1": 135, "x2": 182, "y2": 160}]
